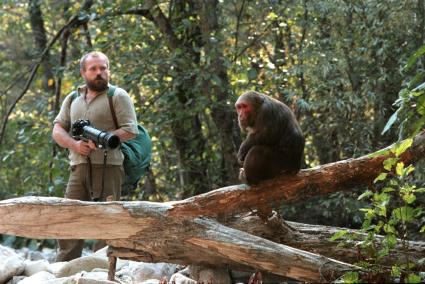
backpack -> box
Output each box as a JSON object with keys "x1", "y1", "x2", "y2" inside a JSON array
[{"x1": 69, "y1": 85, "x2": 152, "y2": 196}]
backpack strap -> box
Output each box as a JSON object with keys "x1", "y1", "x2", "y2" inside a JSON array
[
  {"x1": 68, "y1": 90, "x2": 78, "y2": 109},
  {"x1": 107, "y1": 85, "x2": 119, "y2": 130}
]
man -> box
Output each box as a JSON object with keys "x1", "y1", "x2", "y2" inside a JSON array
[{"x1": 52, "y1": 51, "x2": 138, "y2": 261}]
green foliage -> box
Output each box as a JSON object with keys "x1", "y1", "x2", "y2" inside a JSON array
[{"x1": 333, "y1": 45, "x2": 425, "y2": 283}]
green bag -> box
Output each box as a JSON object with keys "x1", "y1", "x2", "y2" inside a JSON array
[
  {"x1": 107, "y1": 85, "x2": 152, "y2": 195},
  {"x1": 69, "y1": 85, "x2": 152, "y2": 195}
]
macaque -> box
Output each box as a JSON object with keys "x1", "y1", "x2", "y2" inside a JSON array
[{"x1": 235, "y1": 91, "x2": 305, "y2": 184}]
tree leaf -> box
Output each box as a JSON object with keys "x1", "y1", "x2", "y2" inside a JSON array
[
  {"x1": 393, "y1": 138, "x2": 413, "y2": 157},
  {"x1": 382, "y1": 110, "x2": 399, "y2": 134}
]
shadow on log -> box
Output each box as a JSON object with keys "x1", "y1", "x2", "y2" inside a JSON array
[{"x1": 0, "y1": 131, "x2": 424, "y2": 282}]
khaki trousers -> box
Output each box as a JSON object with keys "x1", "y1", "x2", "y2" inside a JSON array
[{"x1": 56, "y1": 163, "x2": 123, "y2": 262}]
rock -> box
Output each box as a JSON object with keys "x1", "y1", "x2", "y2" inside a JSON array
[
  {"x1": 18, "y1": 271, "x2": 56, "y2": 284},
  {"x1": 6, "y1": 276, "x2": 26, "y2": 284},
  {"x1": 0, "y1": 244, "x2": 25, "y2": 283},
  {"x1": 169, "y1": 273, "x2": 197, "y2": 284},
  {"x1": 140, "y1": 280, "x2": 160, "y2": 284},
  {"x1": 48, "y1": 261, "x2": 67, "y2": 275},
  {"x1": 128, "y1": 261, "x2": 177, "y2": 282},
  {"x1": 198, "y1": 267, "x2": 231, "y2": 284},
  {"x1": 72, "y1": 270, "x2": 113, "y2": 283},
  {"x1": 24, "y1": 259, "x2": 50, "y2": 276},
  {"x1": 44, "y1": 277, "x2": 77, "y2": 284},
  {"x1": 28, "y1": 250, "x2": 45, "y2": 261},
  {"x1": 55, "y1": 256, "x2": 109, "y2": 277}
]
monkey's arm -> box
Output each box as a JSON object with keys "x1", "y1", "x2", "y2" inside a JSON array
[{"x1": 237, "y1": 129, "x2": 273, "y2": 163}]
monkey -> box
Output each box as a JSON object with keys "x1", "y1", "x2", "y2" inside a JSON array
[{"x1": 235, "y1": 91, "x2": 305, "y2": 184}]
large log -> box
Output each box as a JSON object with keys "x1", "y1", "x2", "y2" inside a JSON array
[
  {"x1": 227, "y1": 212, "x2": 425, "y2": 266},
  {"x1": 0, "y1": 196, "x2": 359, "y2": 282},
  {"x1": 1, "y1": 132, "x2": 424, "y2": 281},
  {"x1": 169, "y1": 131, "x2": 425, "y2": 218}
]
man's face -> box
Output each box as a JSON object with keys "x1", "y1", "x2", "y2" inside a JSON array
[{"x1": 81, "y1": 55, "x2": 110, "y2": 92}]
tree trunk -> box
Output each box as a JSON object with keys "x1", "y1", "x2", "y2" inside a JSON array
[
  {"x1": 169, "y1": 131, "x2": 425, "y2": 218},
  {"x1": 0, "y1": 196, "x2": 359, "y2": 282},
  {"x1": 1, "y1": 131, "x2": 424, "y2": 282}
]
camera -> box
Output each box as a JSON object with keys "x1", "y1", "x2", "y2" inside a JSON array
[{"x1": 71, "y1": 119, "x2": 120, "y2": 149}]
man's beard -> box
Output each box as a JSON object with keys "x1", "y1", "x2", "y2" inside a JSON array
[{"x1": 86, "y1": 75, "x2": 108, "y2": 92}]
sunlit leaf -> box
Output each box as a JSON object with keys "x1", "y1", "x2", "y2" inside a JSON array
[
  {"x1": 393, "y1": 138, "x2": 413, "y2": 157},
  {"x1": 392, "y1": 206, "x2": 415, "y2": 222},
  {"x1": 396, "y1": 162, "x2": 405, "y2": 176},
  {"x1": 358, "y1": 190, "x2": 373, "y2": 200},
  {"x1": 383, "y1": 158, "x2": 398, "y2": 171}
]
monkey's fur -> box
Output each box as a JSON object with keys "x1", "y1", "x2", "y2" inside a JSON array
[{"x1": 236, "y1": 91, "x2": 304, "y2": 184}]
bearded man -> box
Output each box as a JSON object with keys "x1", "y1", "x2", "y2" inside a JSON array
[{"x1": 52, "y1": 51, "x2": 139, "y2": 261}]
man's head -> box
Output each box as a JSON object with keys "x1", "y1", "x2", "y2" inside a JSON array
[{"x1": 80, "y1": 51, "x2": 110, "y2": 92}]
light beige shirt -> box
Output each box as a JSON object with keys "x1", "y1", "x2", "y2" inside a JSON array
[{"x1": 54, "y1": 84, "x2": 139, "y2": 165}]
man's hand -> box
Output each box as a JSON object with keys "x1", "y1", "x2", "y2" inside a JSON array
[{"x1": 72, "y1": 140, "x2": 96, "y2": 156}]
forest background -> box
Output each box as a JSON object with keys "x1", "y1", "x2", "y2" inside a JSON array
[{"x1": 0, "y1": 0, "x2": 424, "y2": 249}]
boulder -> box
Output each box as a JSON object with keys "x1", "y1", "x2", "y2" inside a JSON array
[
  {"x1": 0, "y1": 244, "x2": 25, "y2": 283},
  {"x1": 55, "y1": 256, "x2": 109, "y2": 277},
  {"x1": 128, "y1": 261, "x2": 177, "y2": 282}
]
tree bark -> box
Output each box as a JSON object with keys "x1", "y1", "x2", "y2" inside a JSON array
[{"x1": 0, "y1": 196, "x2": 359, "y2": 282}]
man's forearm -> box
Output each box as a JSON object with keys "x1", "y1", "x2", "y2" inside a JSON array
[
  {"x1": 52, "y1": 123, "x2": 77, "y2": 150},
  {"x1": 112, "y1": 128, "x2": 136, "y2": 142}
]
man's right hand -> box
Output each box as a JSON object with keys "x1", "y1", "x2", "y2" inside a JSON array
[{"x1": 72, "y1": 140, "x2": 96, "y2": 156}]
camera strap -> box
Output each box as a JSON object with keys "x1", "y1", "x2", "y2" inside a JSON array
[{"x1": 86, "y1": 150, "x2": 108, "y2": 202}]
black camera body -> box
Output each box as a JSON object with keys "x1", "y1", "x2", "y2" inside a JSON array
[{"x1": 71, "y1": 119, "x2": 120, "y2": 149}]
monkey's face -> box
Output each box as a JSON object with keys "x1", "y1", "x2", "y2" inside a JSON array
[{"x1": 235, "y1": 99, "x2": 254, "y2": 131}]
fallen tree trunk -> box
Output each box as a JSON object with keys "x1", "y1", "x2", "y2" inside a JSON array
[
  {"x1": 0, "y1": 196, "x2": 358, "y2": 282},
  {"x1": 1, "y1": 132, "x2": 424, "y2": 281},
  {"x1": 227, "y1": 212, "x2": 425, "y2": 266},
  {"x1": 169, "y1": 131, "x2": 425, "y2": 218}
]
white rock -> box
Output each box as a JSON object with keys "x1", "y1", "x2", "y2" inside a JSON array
[
  {"x1": 74, "y1": 272, "x2": 117, "y2": 284},
  {"x1": 139, "y1": 280, "x2": 160, "y2": 284},
  {"x1": 48, "y1": 261, "x2": 67, "y2": 275},
  {"x1": 169, "y1": 273, "x2": 196, "y2": 284},
  {"x1": 24, "y1": 259, "x2": 50, "y2": 276},
  {"x1": 198, "y1": 267, "x2": 231, "y2": 284},
  {"x1": 44, "y1": 277, "x2": 77, "y2": 284},
  {"x1": 55, "y1": 256, "x2": 109, "y2": 277},
  {"x1": 18, "y1": 271, "x2": 56, "y2": 284},
  {"x1": 128, "y1": 261, "x2": 177, "y2": 282},
  {"x1": 0, "y1": 244, "x2": 25, "y2": 283}
]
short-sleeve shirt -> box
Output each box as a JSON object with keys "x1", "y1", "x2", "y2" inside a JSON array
[{"x1": 53, "y1": 84, "x2": 139, "y2": 166}]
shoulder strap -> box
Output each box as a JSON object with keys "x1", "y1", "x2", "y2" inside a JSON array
[
  {"x1": 107, "y1": 85, "x2": 119, "y2": 129},
  {"x1": 68, "y1": 90, "x2": 78, "y2": 111}
]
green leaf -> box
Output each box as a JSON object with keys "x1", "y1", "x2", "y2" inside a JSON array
[
  {"x1": 393, "y1": 138, "x2": 413, "y2": 157},
  {"x1": 392, "y1": 206, "x2": 415, "y2": 222},
  {"x1": 383, "y1": 158, "x2": 399, "y2": 171},
  {"x1": 402, "y1": 192, "x2": 416, "y2": 204},
  {"x1": 266, "y1": 12, "x2": 278, "y2": 20},
  {"x1": 396, "y1": 162, "x2": 404, "y2": 177},
  {"x1": 405, "y1": 274, "x2": 422, "y2": 284},
  {"x1": 404, "y1": 45, "x2": 425, "y2": 71},
  {"x1": 342, "y1": 271, "x2": 359, "y2": 283},
  {"x1": 391, "y1": 265, "x2": 402, "y2": 277},
  {"x1": 374, "y1": 173, "x2": 388, "y2": 183},
  {"x1": 330, "y1": 230, "x2": 348, "y2": 241},
  {"x1": 358, "y1": 190, "x2": 373, "y2": 200},
  {"x1": 382, "y1": 110, "x2": 399, "y2": 134},
  {"x1": 420, "y1": 225, "x2": 425, "y2": 233}
]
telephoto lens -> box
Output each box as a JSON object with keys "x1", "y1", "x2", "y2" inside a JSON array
[
  {"x1": 82, "y1": 126, "x2": 120, "y2": 149},
  {"x1": 71, "y1": 119, "x2": 120, "y2": 149}
]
